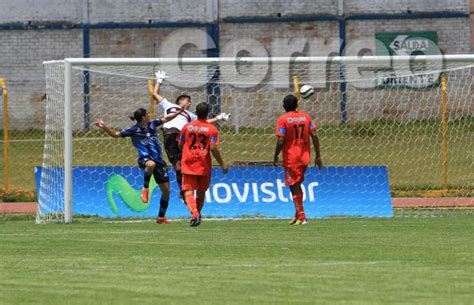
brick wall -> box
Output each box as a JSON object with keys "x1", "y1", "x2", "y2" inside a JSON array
[
  {"x1": 346, "y1": 18, "x2": 470, "y2": 55},
  {"x1": 0, "y1": 30, "x2": 82, "y2": 130},
  {"x1": 0, "y1": 0, "x2": 471, "y2": 130}
]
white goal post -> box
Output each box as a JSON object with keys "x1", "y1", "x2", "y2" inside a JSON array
[{"x1": 40, "y1": 55, "x2": 474, "y2": 223}]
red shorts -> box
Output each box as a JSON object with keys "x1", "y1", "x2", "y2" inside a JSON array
[
  {"x1": 284, "y1": 165, "x2": 307, "y2": 186},
  {"x1": 182, "y1": 173, "x2": 211, "y2": 192}
]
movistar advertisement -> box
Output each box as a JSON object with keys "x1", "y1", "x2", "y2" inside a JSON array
[{"x1": 35, "y1": 166, "x2": 393, "y2": 218}]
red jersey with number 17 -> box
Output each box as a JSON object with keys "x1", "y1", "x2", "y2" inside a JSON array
[
  {"x1": 178, "y1": 119, "x2": 220, "y2": 176},
  {"x1": 275, "y1": 111, "x2": 317, "y2": 167}
]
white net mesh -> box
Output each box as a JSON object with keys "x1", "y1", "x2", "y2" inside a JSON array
[
  {"x1": 37, "y1": 62, "x2": 66, "y2": 222},
  {"x1": 38, "y1": 57, "x2": 474, "y2": 223}
]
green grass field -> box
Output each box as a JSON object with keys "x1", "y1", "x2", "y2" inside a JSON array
[{"x1": 1, "y1": 210, "x2": 473, "y2": 305}]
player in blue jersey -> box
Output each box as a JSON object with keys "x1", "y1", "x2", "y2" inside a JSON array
[{"x1": 95, "y1": 107, "x2": 183, "y2": 224}]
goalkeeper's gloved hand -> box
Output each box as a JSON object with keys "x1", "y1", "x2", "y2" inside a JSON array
[
  {"x1": 155, "y1": 71, "x2": 167, "y2": 84},
  {"x1": 216, "y1": 113, "x2": 231, "y2": 121}
]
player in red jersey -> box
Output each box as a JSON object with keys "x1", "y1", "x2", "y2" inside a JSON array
[
  {"x1": 273, "y1": 94, "x2": 322, "y2": 225},
  {"x1": 178, "y1": 102, "x2": 228, "y2": 226}
]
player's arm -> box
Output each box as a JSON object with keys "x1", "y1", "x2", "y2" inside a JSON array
[
  {"x1": 95, "y1": 119, "x2": 121, "y2": 138},
  {"x1": 210, "y1": 144, "x2": 228, "y2": 174},
  {"x1": 207, "y1": 113, "x2": 231, "y2": 124},
  {"x1": 273, "y1": 136, "x2": 284, "y2": 166},
  {"x1": 152, "y1": 71, "x2": 166, "y2": 103},
  {"x1": 273, "y1": 117, "x2": 286, "y2": 166},
  {"x1": 160, "y1": 107, "x2": 184, "y2": 123},
  {"x1": 310, "y1": 130, "x2": 323, "y2": 169},
  {"x1": 207, "y1": 117, "x2": 218, "y2": 124}
]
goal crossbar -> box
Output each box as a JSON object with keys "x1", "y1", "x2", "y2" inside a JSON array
[{"x1": 43, "y1": 54, "x2": 474, "y2": 66}]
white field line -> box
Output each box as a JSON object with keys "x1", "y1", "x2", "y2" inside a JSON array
[{"x1": 166, "y1": 261, "x2": 395, "y2": 269}]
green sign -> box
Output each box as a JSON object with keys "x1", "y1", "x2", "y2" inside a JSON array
[
  {"x1": 376, "y1": 31, "x2": 439, "y2": 56},
  {"x1": 375, "y1": 31, "x2": 440, "y2": 88}
]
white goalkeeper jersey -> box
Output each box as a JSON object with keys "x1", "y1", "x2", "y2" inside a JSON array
[{"x1": 159, "y1": 98, "x2": 197, "y2": 131}]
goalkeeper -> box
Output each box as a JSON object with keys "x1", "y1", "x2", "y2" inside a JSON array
[
  {"x1": 152, "y1": 70, "x2": 230, "y2": 200},
  {"x1": 95, "y1": 107, "x2": 183, "y2": 224}
]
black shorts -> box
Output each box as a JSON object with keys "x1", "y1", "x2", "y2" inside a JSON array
[
  {"x1": 137, "y1": 158, "x2": 170, "y2": 184},
  {"x1": 163, "y1": 131, "x2": 182, "y2": 166}
]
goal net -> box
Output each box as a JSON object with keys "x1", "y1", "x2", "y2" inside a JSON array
[{"x1": 39, "y1": 56, "x2": 474, "y2": 223}]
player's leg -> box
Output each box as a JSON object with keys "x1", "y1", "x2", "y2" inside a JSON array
[
  {"x1": 174, "y1": 160, "x2": 184, "y2": 198},
  {"x1": 284, "y1": 166, "x2": 298, "y2": 223},
  {"x1": 153, "y1": 163, "x2": 171, "y2": 224},
  {"x1": 156, "y1": 182, "x2": 171, "y2": 224},
  {"x1": 184, "y1": 190, "x2": 200, "y2": 227},
  {"x1": 286, "y1": 166, "x2": 307, "y2": 224},
  {"x1": 182, "y1": 174, "x2": 200, "y2": 226},
  {"x1": 140, "y1": 159, "x2": 156, "y2": 203},
  {"x1": 289, "y1": 182, "x2": 306, "y2": 224},
  {"x1": 196, "y1": 191, "x2": 205, "y2": 214},
  {"x1": 193, "y1": 190, "x2": 207, "y2": 227},
  {"x1": 195, "y1": 174, "x2": 210, "y2": 217},
  {"x1": 164, "y1": 132, "x2": 184, "y2": 200}
]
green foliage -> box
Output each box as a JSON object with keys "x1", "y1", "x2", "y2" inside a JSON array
[
  {"x1": 0, "y1": 213, "x2": 35, "y2": 221},
  {"x1": 350, "y1": 124, "x2": 378, "y2": 137},
  {"x1": 1, "y1": 190, "x2": 37, "y2": 202},
  {"x1": 1, "y1": 117, "x2": 473, "y2": 192},
  {"x1": 0, "y1": 129, "x2": 45, "y2": 140}
]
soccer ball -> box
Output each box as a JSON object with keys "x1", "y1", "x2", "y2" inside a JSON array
[{"x1": 300, "y1": 85, "x2": 315, "y2": 99}]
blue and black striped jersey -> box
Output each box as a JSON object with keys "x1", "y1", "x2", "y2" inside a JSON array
[{"x1": 120, "y1": 119, "x2": 165, "y2": 164}]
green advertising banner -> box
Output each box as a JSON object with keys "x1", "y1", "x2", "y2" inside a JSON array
[
  {"x1": 375, "y1": 31, "x2": 440, "y2": 88},
  {"x1": 376, "y1": 31, "x2": 439, "y2": 56}
]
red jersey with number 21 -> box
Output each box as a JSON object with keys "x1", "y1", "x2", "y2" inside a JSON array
[
  {"x1": 275, "y1": 111, "x2": 317, "y2": 167},
  {"x1": 178, "y1": 119, "x2": 219, "y2": 176}
]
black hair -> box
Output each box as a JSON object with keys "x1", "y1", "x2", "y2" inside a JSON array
[
  {"x1": 195, "y1": 102, "x2": 209, "y2": 119},
  {"x1": 283, "y1": 95, "x2": 298, "y2": 112},
  {"x1": 130, "y1": 108, "x2": 147, "y2": 122},
  {"x1": 175, "y1": 94, "x2": 191, "y2": 105}
]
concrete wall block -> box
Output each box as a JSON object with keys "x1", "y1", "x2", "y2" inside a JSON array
[
  {"x1": 219, "y1": 0, "x2": 339, "y2": 19},
  {"x1": 345, "y1": 0, "x2": 469, "y2": 15},
  {"x1": 220, "y1": 21, "x2": 340, "y2": 56},
  {"x1": 90, "y1": 27, "x2": 210, "y2": 57},
  {"x1": 0, "y1": 0, "x2": 82, "y2": 24},
  {"x1": 88, "y1": 0, "x2": 211, "y2": 24},
  {"x1": 0, "y1": 1, "x2": 469, "y2": 24}
]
